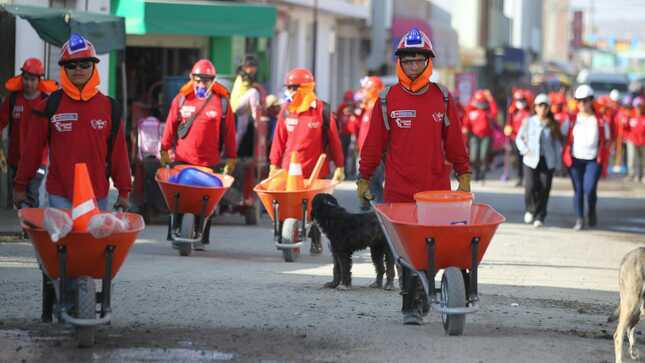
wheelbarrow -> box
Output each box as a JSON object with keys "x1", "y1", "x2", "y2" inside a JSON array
[
  {"x1": 254, "y1": 177, "x2": 338, "y2": 262},
  {"x1": 18, "y1": 208, "x2": 144, "y2": 347},
  {"x1": 156, "y1": 165, "x2": 234, "y2": 256},
  {"x1": 373, "y1": 202, "x2": 505, "y2": 335}
]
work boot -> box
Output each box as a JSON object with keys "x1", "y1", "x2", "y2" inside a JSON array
[
  {"x1": 588, "y1": 212, "x2": 597, "y2": 227},
  {"x1": 402, "y1": 310, "x2": 423, "y2": 325},
  {"x1": 573, "y1": 218, "x2": 584, "y2": 231}
]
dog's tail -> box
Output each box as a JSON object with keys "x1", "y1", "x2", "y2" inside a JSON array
[{"x1": 607, "y1": 305, "x2": 620, "y2": 323}]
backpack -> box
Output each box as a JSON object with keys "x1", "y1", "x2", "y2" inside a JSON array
[
  {"x1": 176, "y1": 94, "x2": 229, "y2": 152},
  {"x1": 379, "y1": 82, "x2": 451, "y2": 131},
  {"x1": 281, "y1": 100, "x2": 332, "y2": 148},
  {"x1": 137, "y1": 116, "x2": 163, "y2": 160},
  {"x1": 34, "y1": 89, "x2": 122, "y2": 177}
]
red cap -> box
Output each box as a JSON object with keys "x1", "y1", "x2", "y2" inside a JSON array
[
  {"x1": 285, "y1": 68, "x2": 314, "y2": 86},
  {"x1": 21, "y1": 58, "x2": 45, "y2": 76},
  {"x1": 191, "y1": 59, "x2": 216, "y2": 77}
]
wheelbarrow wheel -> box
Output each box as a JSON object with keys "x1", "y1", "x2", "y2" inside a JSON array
[
  {"x1": 281, "y1": 218, "x2": 301, "y2": 262},
  {"x1": 178, "y1": 214, "x2": 195, "y2": 257},
  {"x1": 75, "y1": 277, "x2": 96, "y2": 347},
  {"x1": 440, "y1": 267, "x2": 466, "y2": 336}
]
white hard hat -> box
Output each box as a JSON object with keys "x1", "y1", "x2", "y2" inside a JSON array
[
  {"x1": 534, "y1": 93, "x2": 550, "y2": 105},
  {"x1": 609, "y1": 89, "x2": 621, "y2": 101},
  {"x1": 574, "y1": 84, "x2": 594, "y2": 100}
]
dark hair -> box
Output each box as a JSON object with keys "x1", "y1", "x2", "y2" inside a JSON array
[{"x1": 544, "y1": 110, "x2": 563, "y2": 144}]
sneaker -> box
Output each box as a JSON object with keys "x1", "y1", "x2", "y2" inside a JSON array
[
  {"x1": 573, "y1": 218, "x2": 584, "y2": 231},
  {"x1": 402, "y1": 311, "x2": 423, "y2": 325},
  {"x1": 533, "y1": 220, "x2": 544, "y2": 228},
  {"x1": 524, "y1": 212, "x2": 534, "y2": 224}
]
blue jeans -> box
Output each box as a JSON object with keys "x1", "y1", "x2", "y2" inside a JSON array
[
  {"x1": 568, "y1": 158, "x2": 601, "y2": 219},
  {"x1": 9, "y1": 165, "x2": 46, "y2": 207},
  {"x1": 48, "y1": 195, "x2": 108, "y2": 211}
]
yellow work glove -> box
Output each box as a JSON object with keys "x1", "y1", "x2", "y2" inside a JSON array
[
  {"x1": 356, "y1": 178, "x2": 374, "y2": 202},
  {"x1": 457, "y1": 173, "x2": 472, "y2": 193},
  {"x1": 0, "y1": 150, "x2": 7, "y2": 173},
  {"x1": 269, "y1": 164, "x2": 282, "y2": 177},
  {"x1": 223, "y1": 158, "x2": 237, "y2": 175},
  {"x1": 332, "y1": 167, "x2": 345, "y2": 182},
  {"x1": 503, "y1": 125, "x2": 513, "y2": 137},
  {"x1": 160, "y1": 150, "x2": 172, "y2": 167}
]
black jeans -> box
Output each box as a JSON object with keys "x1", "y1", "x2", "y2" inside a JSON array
[
  {"x1": 511, "y1": 142, "x2": 524, "y2": 183},
  {"x1": 523, "y1": 157, "x2": 554, "y2": 222}
]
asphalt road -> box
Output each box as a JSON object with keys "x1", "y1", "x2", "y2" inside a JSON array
[{"x1": 1, "y1": 176, "x2": 644, "y2": 363}]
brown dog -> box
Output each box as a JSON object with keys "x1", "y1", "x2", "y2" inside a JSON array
[{"x1": 608, "y1": 247, "x2": 645, "y2": 363}]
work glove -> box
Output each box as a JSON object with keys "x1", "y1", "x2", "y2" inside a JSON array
[
  {"x1": 159, "y1": 150, "x2": 172, "y2": 167},
  {"x1": 356, "y1": 178, "x2": 374, "y2": 202},
  {"x1": 13, "y1": 190, "x2": 27, "y2": 209},
  {"x1": 223, "y1": 158, "x2": 237, "y2": 176},
  {"x1": 113, "y1": 196, "x2": 130, "y2": 211},
  {"x1": 332, "y1": 167, "x2": 345, "y2": 182},
  {"x1": 503, "y1": 125, "x2": 513, "y2": 137},
  {"x1": 0, "y1": 150, "x2": 7, "y2": 173},
  {"x1": 269, "y1": 164, "x2": 282, "y2": 177},
  {"x1": 456, "y1": 173, "x2": 472, "y2": 193}
]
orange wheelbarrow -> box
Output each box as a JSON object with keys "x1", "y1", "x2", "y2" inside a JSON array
[
  {"x1": 254, "y1": 179, "x2": 338, "y2": 262},
  {"x1": 18, "y1": 208, "x2": 144, "y2": 347},
  {"x1": 373, "y1": 202, "x2": 505, "y2": 335},
  {"x1": 156, "y1": 165, "x2": 234, "y2": 256}
]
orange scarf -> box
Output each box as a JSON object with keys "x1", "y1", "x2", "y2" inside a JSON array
[
  {"x1": 179, "y1": 80, "x2": 230, "y2": 99},
  {"x1": 5, "y1": 75, "x2": 58, "y2": 94},
  {"x1": 60, "y1": 67, "x2": 100, "y2": 101},
  {"x1": 287, "y1": 82, "x2": 317, "y2": 114},
  {"x1": 396, "y1": 58, "x2": 434, "y2": 93}
]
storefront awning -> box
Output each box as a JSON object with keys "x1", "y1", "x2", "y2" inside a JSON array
[
  {"x1": 116, "y1": 0, "x2": 277, "y2": 37},
  {"x1": 1, "y1": 4, "x2": 126, "y2": 53}
]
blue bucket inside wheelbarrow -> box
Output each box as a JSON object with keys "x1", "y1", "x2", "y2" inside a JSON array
[{"x1": 169, "y1": 167, "x2": 223, "y2": 187}]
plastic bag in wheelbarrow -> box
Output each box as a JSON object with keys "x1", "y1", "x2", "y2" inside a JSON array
[
  {"x1": 43, "y1": 208, "x2": 73, "y2": 242},
  {"x1": 87, "y1": 213, "x2": 130, "y2": 239},
  {"x1": 169, "y1": 167, "x2": 223, "y2": 187}
]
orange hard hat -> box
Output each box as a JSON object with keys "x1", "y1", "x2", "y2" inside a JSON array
[
  {"x1": 361, "y1": 76, "x2": 384, "y2": 93},
  {"x1": 21, "y1": 58, "x2": 45, "y2": 76},
  {"x1": 473, "y1": 91, "x2": 486, "y2": 102},
  {"x1": 513, "y1": 90, "x2": 525, "y2": 100},
  {"x1": 343, "y1": 90, "x2": 354, "y2": 102},
  {"x1": 285, "y1": 68, "x2": 314, "y2": 86},
  {"x1": 58, "y1": 33, "x2": 99, "y2": 65},
  {"x1": 191, "y1": 59, "x2": 216, "y2": 77}
]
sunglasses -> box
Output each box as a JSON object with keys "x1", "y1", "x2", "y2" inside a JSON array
[
  {"x1": 192, "y1": 75, "x2": 214, "y2": 84},
  {"x1": 536, "y1": 103, "x2": 549, "y2": 108},
  {"x1": 400, "y1": 58, "x2": 428, "y2": 66},
  {"x1": 63, "y1": 61, "x2": 93, "y2": 70},
  {"x1": 286, "y1": 85, "x2": 300, "y2": 91}
]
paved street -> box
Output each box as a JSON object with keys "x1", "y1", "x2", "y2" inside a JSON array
[{"x1": 0, "y1": 176, "x2": 644, "y2": 362}]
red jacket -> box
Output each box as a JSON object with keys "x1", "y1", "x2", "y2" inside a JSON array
[
  {"x1": 626, "y1": 115, "x2": 645, "y2": 146},
  {"x1": 359, "y1": 84, "x2": 470, "y2": 203},
  {"x1": 506, "y1": 109, "x2": 530, "y2": 139},
  {"x1": 269, "y1": 99, "x2": 344, "y2": 178},
  {"x1": 357, "y1": 101, "x2": 377, "y2": 151},
  {"x1": 161, "y1": 92, "x2": 237, "y2": 166},
  {"x1": 0, "y1": 93, "x2": 48, "y2": 167},
  {"x1": 462, "y1": 109, "x2": 493, "y2": 138},
  {"x1": 15, "y1": 91, "x2": 131, "y2": 200},
  {"x1": 562, "y1": 112, "x2": 607, "y2": 168}
]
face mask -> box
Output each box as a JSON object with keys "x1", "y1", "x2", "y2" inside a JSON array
[
  {"x1": 516, "y1": 101, "x2": 527, "y2": 109},
  {"x1": 282, "y1": 89, "x2": 295, "y2": 103},
  {"x1": 195, "y1": 86, "x2": 208, "y2": 98}
]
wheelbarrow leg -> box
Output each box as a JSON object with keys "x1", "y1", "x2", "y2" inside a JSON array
[
  {"x1": 57, "y1": 245, "x2": 67, "y2": 309},
  {"x1": 272, "y1": 200, "x2": 281, "y2": 245},
  {"x1": 41, "y1": 272, "x2": 55, "y2": 322},
  {"x1": 100, "y1": 245, "x2": 114, "y2": 319},
  {"x1": 197, "y1": 196, "x2": 211, "y2": 247},
  {"x1": 426, "y1": 238, "x2": 437, "y2": 301},
  {"x1": 469, "y1": 237, "x2": 480, "y2": 303}
]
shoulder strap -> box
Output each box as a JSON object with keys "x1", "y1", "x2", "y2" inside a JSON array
[
  {"x1": 176, "y1": 93, "x2": 213, "y2": 139},
  {"x1": 38, "y1": 90, "x2": 64, "y2": 141},
  {"x1": 8, "y1": 92, "x2": 18, "y2": 139},
  {"x1": 219, "y1": 95, "x2": 229, "y2": 153},
  {"x1": 433, "y1": 82, "x2": 451, "y2": 127},
  {"x1": 106, "y1": 96, "x2": 122, "y2": 176},
  {"x1": 379, "y1": 86, "x2": 392, "y2": 131},
  {"x1": 321, "y1": 101, "x2": 331, "y2": 148}
]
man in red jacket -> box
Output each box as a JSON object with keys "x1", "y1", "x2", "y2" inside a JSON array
[
  {"x1": 357, "y1": 28, "x2": 471, "y2": 325},
  {"x1": 269, "y1": 67, "x2": 345, "y2": 254},
  {"x1": 160, "y1": 59, "x2": 237, "y2": 247},
  {"x1": 462, "y1": 91, "x2": 495, "y2": 181},
  {"x1": 14, "y1": 34, "x2": 131, "y2": 211},
  {"x1": 1, "y1": 58, "x2": 57, "y2": 207}
]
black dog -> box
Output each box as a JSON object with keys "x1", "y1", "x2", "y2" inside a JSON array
[{"x1": 311, "y1": 193, "x2": 395, "y2": 290}]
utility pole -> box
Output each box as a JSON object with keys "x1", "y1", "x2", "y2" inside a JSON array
[{"x1": 312, "y1": 0, "x2": 318, "y2": 76}]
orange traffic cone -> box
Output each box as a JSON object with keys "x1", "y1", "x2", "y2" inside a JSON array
[
  {"x1": 286, "y1": 152, "x2": 305, "y2": 191},
  {"x1": 71, "y1": 163, "x2": 99, "y2": 231}
]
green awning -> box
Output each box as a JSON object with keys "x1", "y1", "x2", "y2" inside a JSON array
[
  {"x1": 1, "y1": 4, "x2": 125, "y2": 53},
  {"x1": 115, "y1": 0, "x2": 276, "y2": 37}
]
